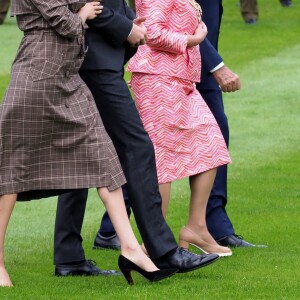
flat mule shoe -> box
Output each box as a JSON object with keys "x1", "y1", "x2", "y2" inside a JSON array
[{"x1": 179, "y1": 226, "x2": 232, "y2": 257}]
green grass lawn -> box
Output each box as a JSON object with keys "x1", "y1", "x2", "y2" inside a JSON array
[{"x1": 1, "y1": 1, "x2": 300, "y2": 299}]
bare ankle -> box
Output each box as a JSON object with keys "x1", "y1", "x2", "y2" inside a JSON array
[
  {"x1": 184, "y1": 224, "x2": 218, "y2": 245},
  {"x1": 186, "y1": 224, "x2": 207, "y2": 234},
  {"x1": 121, "y1": 244, "x2": 143, "y2": 258}
]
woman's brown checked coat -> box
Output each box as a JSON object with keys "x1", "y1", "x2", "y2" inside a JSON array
[{"x1": 0, "y1": 0, "x2": 126, "y2": 201}]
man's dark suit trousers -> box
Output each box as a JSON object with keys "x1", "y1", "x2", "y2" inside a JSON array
[{"x1": 54, "y1": 69, "x2": 177, "y2": 264}]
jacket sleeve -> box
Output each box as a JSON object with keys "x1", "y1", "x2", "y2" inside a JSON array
[
  {"x1": 200, "y1": 37, "x2": 223, "y2": 75},
  {"x1": 31, "y1": 0, "x2": 84, "y2": 38},
  {"x1": 123, "y1": 0, "x2": 137, "y2": 62},
  {"x1": 141, "y1": 0, "x2": 187, "y2": 54},
  {"x1": 125, "y1": 1, "x2": 136, "y2": 21},
  {"x1": 86, "y1": 6, "x2": 133, "y2": 47}
]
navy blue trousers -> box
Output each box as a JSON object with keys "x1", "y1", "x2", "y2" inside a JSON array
[{"x1": 200, "y1": 89, "x2": 235, "y2": 240}]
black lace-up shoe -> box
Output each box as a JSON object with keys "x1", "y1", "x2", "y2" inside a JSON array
[
  {"x1": 55, "y1": 259, "x2": 122, "y2": 276},
  {"x1": 153, "y1": 247, "x2": 219, "y2": 273},
  {"x1": 280, "y1": 0, "x2": 292, "y2": 7},
  {"x1": 93, "y1": 233, "x2": 121, "y2": 250},
  {"x1": 217, "y1": 234, "x2": 267, "y2": 248}
]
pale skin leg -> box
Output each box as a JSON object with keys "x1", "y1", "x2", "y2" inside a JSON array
[
  {"x1": 0, "y1": 188, "x2": 158, "y2": 288},
  {"x1": 97, "y1": 187, "x2": 158, "y2": 271},
  {"x1": 0, "y1": 194, "x2": 17, "y2": 287}
]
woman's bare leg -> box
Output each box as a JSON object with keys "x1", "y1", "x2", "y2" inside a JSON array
[
  {"x1": 97, "y1": 187, "x2": 158, "y2": 271},
  {"x1": 187, "y1": 169, "x2": 219, "y2": 245},
  {"x1": 159, "y1": 182, "x2": 172, "y2": 218},
  {"x1": 179, "y1": 169, "x2": 232, "y2": 256},
  {"x1": 0, "y1": 194, "x2": 17, "y2": 287}
]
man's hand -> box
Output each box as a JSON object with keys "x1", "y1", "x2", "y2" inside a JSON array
[
  {"x1": 127, "y1": 17, "x2": 147, "y2": 46},
  {"x1": 212, "y1": 65, "x2": 241, "y2": 93}
]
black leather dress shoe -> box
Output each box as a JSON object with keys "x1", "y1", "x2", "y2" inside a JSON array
[
  {"x1": 280, "y1": 0, "x2": 292, "y2": 7},
  {"x1": 217, "y1": 234, "x2": 267, "y2": 248},
  {"x1": 93, "y1": 233, "x2": 121, "y2": 250},
  {"x1": 153, "y1": 247, "x2": 219, "y2": 273},
  {"x1": 55, "y1": 259, "x2": 122, "y2": 276}
]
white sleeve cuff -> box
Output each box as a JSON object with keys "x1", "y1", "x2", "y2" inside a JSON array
[
  {"x1": 210, "y1": 62, "x2": 224, "y2": 73},
  {"x1": 128, "y1": 24, "x2": 134, "y2": 38}
]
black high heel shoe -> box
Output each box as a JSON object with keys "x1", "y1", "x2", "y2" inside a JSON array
[{"x1": 118, "y1": 255, "x2": 178, "y2": 285}]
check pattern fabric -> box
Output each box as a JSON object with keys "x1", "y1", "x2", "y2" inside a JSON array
[{"x1": 0, "y1": 0, "x2": 126, "y2": 201}]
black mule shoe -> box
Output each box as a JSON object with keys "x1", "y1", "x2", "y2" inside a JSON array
[{"x1": 118, "y1": 255, "x2": 178, "y2": 285}]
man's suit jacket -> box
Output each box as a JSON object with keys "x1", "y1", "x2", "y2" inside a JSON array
[
  {"x1": 197, "y1": 0, "x2": 223, "y2": 90},
  {"x1": 81, "y1": 0, "x2": 136, "y2": 71}
]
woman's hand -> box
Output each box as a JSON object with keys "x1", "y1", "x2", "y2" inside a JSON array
[
  {"x1": 194, "y1": 21, "x2": 207, "y2": 43},
  {"x1": 128, "y1": 17, "x2": 147, "y2": 46},
  {"x1": 78, "y1": 1, "x2": 103, "y2": 23},
  {"x1": 187, "y1": 21, "x2": 208, "y2": 47}
]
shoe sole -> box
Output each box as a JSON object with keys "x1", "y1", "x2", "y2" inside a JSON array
[
  {"x1": 55, "y1": 270, "x2": 122, "y2": 276},
  {"x1": 55, "y1": 271, "x2": 101, "y2": 276},
  {"x1": 189, "y1": 242, "x2": 232, "y2": 257},
  {"x1": 93, "y1": 245, "x2": 120, "y2": 251},
  {"x1": 129, "y1": 269, "x2": 179, "y2": 283}
]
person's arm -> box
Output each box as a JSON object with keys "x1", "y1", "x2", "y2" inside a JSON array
[
  {"x1": 124, "y1": 0, "x2": 136, "y2": 20},
  {"x1": 77, "y1": 2, "x2": 102, "y2": 24},
  {"x1": 212, "y1": 65, "x2": 241, "y2": 93},
  {"x1": 86, "y1": 6, "x2": 134, "y2": 46},
  {"x1": 128, "y1": 0, "x2": 136, "y2": 12},
  {"x1": 86, "y1": 4, "x2": 146, "y2": 47},
  {"x1": 200, "y1": 37, "x2": 223, "y2": 73},
  {"x1": 200, "y1": 37, "x2": 240, "y2": 92},
  {"x1": 141, "y1": 0, "x2": 188, "y2": 54},
  {"x1": 31, "y1": 0, "x2": 100, "y2": 38},
  {"x1": 187, "y1": 22, "x2": 207, "y2": 47},
  {"x1": 140, "y1": 0, "x2": 205, "y2": 53}
]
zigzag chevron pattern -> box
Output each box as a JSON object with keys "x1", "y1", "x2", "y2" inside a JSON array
[
  {"x1": 128, "y1": 0, "x2": 231, "y2": 183},
  {"x1": 131, "y1": 74, "x2": 231, "y2": 184},
  {"x1": 127, "y1": 0, "x2": 202, "y2": 82}
]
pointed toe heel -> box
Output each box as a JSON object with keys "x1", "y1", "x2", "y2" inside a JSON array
[
  {"x1": 118, "y1": 255, "x2": 178, "y2": 285},
  {"x1": 179, "y1": 226, "x2": 232, "y2": 257}
]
